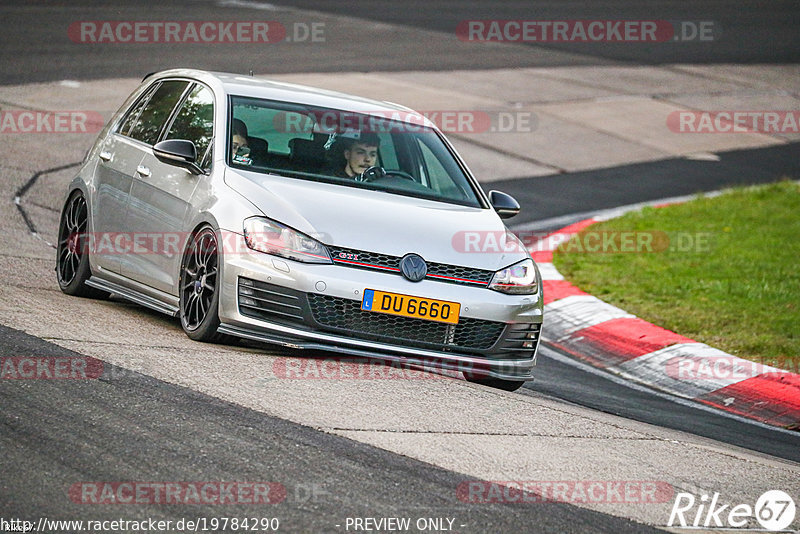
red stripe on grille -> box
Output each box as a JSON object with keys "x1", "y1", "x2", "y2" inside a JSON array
[
  {"x1": 427, "y1": 273, "x2": 487, "y2": 285},
  {"x1": 334, "y1": 257, "x2": 489, "y2": 285},
  {"x1": 333, "y1": 259, "x2": 401, "y2": 272}
]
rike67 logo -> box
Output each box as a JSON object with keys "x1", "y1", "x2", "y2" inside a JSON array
[{"x1": 668, "y1": 490, "x2": 796, "y2": 531}]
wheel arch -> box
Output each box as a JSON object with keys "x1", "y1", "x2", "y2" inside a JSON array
[{"x1": 175, "y1": 215, "x2": 223, "y2": 294}]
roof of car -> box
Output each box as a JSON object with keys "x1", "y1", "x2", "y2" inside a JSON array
[{"x1": 146, "y1": 68, "x2": 436, "y2": 128}]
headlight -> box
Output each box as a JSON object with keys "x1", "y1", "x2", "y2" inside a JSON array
[
  {"x1": 243, "y1": 217, "x2": 331, "y2": 264},
  {"x1": 489, "y1": 258, "x2": 538, "y2": 295}
]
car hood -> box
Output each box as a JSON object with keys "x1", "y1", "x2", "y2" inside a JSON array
[{"x1": 224, "y1": 168, "x2": 528, "y2": 271}]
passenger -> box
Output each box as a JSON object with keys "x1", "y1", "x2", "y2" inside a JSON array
[
  {"x1": 232, "y1": 118, "x2": 248, "y2": 139},
  {"x1": 231, "y1": 118, "x2": 251, "y2": 164}
]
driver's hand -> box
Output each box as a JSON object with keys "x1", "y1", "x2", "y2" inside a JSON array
[{"x1": 356, "y1": 166, "x2": 386, "y2": 182}]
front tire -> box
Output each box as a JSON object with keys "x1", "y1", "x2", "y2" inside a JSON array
[
  {"x1": 179, "y1": 226, "x2": 226, "y2": 342},
  {"x1": 56, "y1": 191, "x2": 109, "y2": 299}
]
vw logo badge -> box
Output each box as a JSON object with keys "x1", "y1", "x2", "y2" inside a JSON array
[{"x1": 400, "y1": 253, "x2": 427, "y2": 282}]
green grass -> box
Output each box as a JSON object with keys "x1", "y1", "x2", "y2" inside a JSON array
[{"x1": 552, "y1": 180, "x2": 800, "y2": 371}]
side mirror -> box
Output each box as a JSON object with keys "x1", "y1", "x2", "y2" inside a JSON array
[
  {"x1": 489, "y1": 190, "x2": 520, "y2": 219},
  {"x1": 153, "y1": 139, "x2": 204, "y2": 175}
]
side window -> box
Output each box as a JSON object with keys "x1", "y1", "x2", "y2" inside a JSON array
[
  {"x1": 234, "y1": 106, "x2": 312, "y2": 154},
  {"x1": 166, "y1": 84, "x2": 214, "y2": 163},
  {"x1": 127, "y1": 80, "x2": 189, "y2": 146},
  {"x1": 199, "y1": 141, "x2": 213, "y2": 172},
  {"x1": 117, "y1": 83, "x2": 159, "y2": 137},
  {"x1": 376, "y1": 132, "x2": 399, "y2": 170},
  {"x1": 417, "y1": 138, "x2": 462, "y2": 197}
]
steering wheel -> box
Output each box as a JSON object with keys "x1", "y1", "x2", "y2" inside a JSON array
[
  {"x1": 356, "y1": 166, "x2": 415, "y2": 183},
  {"x1": 355, "y1": 166, "x2": 385, "y2": 182}
]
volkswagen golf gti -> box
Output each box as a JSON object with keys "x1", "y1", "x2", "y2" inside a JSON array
[{"x1": 56, "y1": 69, "x2": 543, "y2": 391}]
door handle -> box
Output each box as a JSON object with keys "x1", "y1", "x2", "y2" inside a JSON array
[
  {"x1": 99, "y1": 151, "x2": 112, "y2": 162},
  {"x1": 136, "y1": 165, "x2": 151, "y2": 178}
]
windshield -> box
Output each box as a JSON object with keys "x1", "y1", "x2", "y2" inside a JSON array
[{"x1": 228, "y1": 96, "x2": 483, "y2": 207}]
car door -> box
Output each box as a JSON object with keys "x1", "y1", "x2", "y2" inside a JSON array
[
  {"x1": 123, "y1": 82, "x2": 214, "y2": 295},
  {"x1": 90, "y1": 82, "x2": 162, "y2": 274}
]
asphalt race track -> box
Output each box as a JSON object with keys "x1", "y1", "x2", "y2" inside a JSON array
[
  {"x1": 3, "y1": 0, "x2": 800, "y2": 84},
  {"x1": 2, "y1": 1, "x2": 799, "y2": 533},
  {"x1": 276, "y1": 0, "x2": 800, "y2": 64},
  {"x1": 1, "y1": 324, "x2": 659, "y2": 533}
]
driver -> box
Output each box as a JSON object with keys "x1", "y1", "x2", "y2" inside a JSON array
[{"x1": 325, "y1": 131, "x2": 381, "y2": 178}]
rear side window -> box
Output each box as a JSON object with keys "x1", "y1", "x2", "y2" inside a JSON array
[
  {"x1": 118, "y1": 83, "x2": 159, "y2": 137},
  {"x1": 166, "y1": 84, "x2": 214, "y2": 164},
  {"x1": 126, "y1": 80, "x2": 189, "y2": 145}
]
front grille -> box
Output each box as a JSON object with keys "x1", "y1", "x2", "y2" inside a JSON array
[
  {"x1": 427, "y1": 261, "x2": 493, "y2": 285},
  {"x1": 328, "y1": 247, "x2": 399, "y2": 272},
  {"x1": 307, "y1": 293, "x2": 505, "y2": 351},
  {"x1": 328, "y1": 246, "x2": 494, "y2": 287},
  {"x1": 237, "y1": 277, "x2": 539, "y2": 360}
]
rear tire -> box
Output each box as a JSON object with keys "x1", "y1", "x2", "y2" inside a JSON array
[{"x1": 56, "y1": 191, "x2": 110, "y2": 299}]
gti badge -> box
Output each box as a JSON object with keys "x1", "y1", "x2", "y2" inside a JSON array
[
  {"x1": 337, "y1": 251, "x2": 359, "y2": 261},
  {"x1": 400, "y1": 253, "x2": 427, "y2": 282}
]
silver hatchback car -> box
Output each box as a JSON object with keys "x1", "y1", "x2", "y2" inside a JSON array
[{"x1": 57, "y1": 69, "x2": 542, "y2": 391}]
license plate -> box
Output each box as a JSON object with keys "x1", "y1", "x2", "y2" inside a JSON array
[{"x1": 361, "y1": 289, "x2": 460, "y2": 325}]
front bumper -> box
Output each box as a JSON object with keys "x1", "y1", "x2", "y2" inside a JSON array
[{"x1": 217, "y1": 234, "x2": 543, "y2": 380}]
